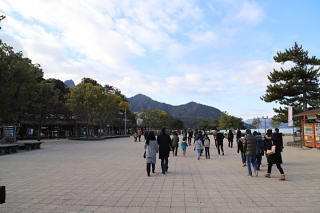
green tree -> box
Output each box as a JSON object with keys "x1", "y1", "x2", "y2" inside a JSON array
[
  {"x1": 270, "y1": 118, "x2": 281, "y2": 129},
  {"x1": 168, "y1": 117, "x2": 184, "y2": 130},
  {"x1": 139, "y1": 109, "x2": 168, "y2": 129},
  {"x1": 218, "y1": 112, "x2": 245, "y2": 130},
  {"x1": 0, "y1": 40, "x2": 44, "y2": 124},
  {"x1": 198, "y1": 119, "x2": 209, "y2": 130},
  {"x1": 209, "y1": 119, "x2": 219, "y2": 130},
  {"x1": 261, "y1": 42, "x2": 320, "y2": 122},
  {"x1": 251, "y1": 118, "x2": 261, "y2": 129}
]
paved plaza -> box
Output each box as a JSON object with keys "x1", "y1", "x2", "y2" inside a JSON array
[{"x1": 0, "y1": 136, "x2": 319, "y2": 213}]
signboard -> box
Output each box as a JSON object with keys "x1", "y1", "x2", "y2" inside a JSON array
[
  {"x1": 288, "y1": 106, "x2": 293, "y2": 127},
  {"x1": 304, "y1": 123, "x2": 314, "y2": 145},
  {"x1": 315, "y1": 123, "x2": 320, "y2": 148}
]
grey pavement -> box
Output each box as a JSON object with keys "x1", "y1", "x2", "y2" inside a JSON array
[{"x1": 0, "y1": 136, "x2": 319, "y2": 213}]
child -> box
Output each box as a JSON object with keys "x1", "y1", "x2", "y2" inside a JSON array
[
  {"x1": 194, "y1": 136, "x2": 203, "y2": 160},
  {"x1": 181, "y1": 137, "x2": 188, "y2": 157}
]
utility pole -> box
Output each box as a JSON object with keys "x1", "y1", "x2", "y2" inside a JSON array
[
  {"x1": 124, "y1": 108, "x2": 127, "y2": 135},
  {"x1": 262, "y1": 116, "x2": 268, "y2": 134}
]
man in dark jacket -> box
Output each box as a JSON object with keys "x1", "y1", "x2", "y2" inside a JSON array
[
  {"x1": 216, "y1": 130, "x2": 224, "y2": 155},
  {"x1": 243, "y1": 129, "x2": 258, "y2": 176},
  {"x1": 157, "y1": 128, "x2": 172, "y2": 174}
]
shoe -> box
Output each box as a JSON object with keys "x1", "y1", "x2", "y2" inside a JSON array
[
  {"x1": 222, "y1": 152, "x2": 224, "y2": 156},
  {"x1": 147, "y1": 173, "x2": 150, "y2": 176},
  {"x1": 255, "y1": 171, "x2": 258, "y2": 177},
  {"x1": 197, "y1": 158, "x2": 200, "y2": 160},
  {"x1": 152, "y1": 170, "x2": 155, "y2": 173},
  {"x1": 280, "y1": 174, "x2": 286, "y2": 181},
  {"x1": 162, "y1": 171, "x2": 165, "y2": 174},
  {"x1": 265, "y1": 173, "x2": 271, "y2": 178}
]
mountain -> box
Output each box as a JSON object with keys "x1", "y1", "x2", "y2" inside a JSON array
[
  {"x1": 244, "y1": 118, "x2": 288, "y2": 129},
  {"x1": 64, "y1": 80, "x2": 75, "y2": 88},
  {"x1": 128, "y1": 94, "x2": 222, "y2": 128}
]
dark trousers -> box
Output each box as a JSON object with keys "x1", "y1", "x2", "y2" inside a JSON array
[
  {"x1": 188, "y1": 137, "x2": 192, "y2": 145},
  {"x1": 161, "y1": 157, "x2": 168, "y2": 173},
  {"x1": 205, "y1": 147, "x2": 210, "y2": 159},
  {"x1": 217, "y1": 142, "x2": 224, "y2": 155},
  {"x1": 146, "y1": 163, "x2": 155, "y2": 175},
  {"x1": 228, "y1": 139, "x2": 233, "y2": 148},
  {"x1": 138, "y1": 135, "x2": 141, "y2": 142},
  {"x1": 267, "y1": 163, "x2": 284, "y2": 174},
  {"x1": 256, "y1": 154, "x2": 262, "y2": 170},
  {"x1": 173, "y1": 146, "x2": 178, "y2": 156},
  {"x1": 237, "y1": 139, "x2": 240, "y2": 153}
]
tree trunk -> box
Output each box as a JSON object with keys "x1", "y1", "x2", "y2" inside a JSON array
[{"x1": 303, "y1": 92, "x2": 307, "y2": 111}]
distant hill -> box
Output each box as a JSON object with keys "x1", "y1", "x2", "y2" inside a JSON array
[
  {"x1": 64, "y1": 80, "x2": 75, "y2": 88},
  {"x1": 128, "y1": 94, "x2": 222, "y2": 128}
]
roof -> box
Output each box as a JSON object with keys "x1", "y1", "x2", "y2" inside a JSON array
[{"x1": 294, "y1": 108, "x2": 320, "y2": 118}]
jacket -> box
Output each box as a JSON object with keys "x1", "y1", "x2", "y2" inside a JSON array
[
  {"x1": 267, "y1": 133, "x2": 283, "y2": 164},
  {"x1": 146, "y1": 140, "x2": 159, "y2": 164},
  {"x1": 195, "y1": 139, "x2": 203, "y2": 150},
  {"x1": 157, "y1": 133, "x2": 172, "y2": 159},
  {"x1": 255, "y1": 135, "x2": 264, "y2": 155},
  {"x1": 171, "y1": 134, "x2": 179, "y2": 147},
  {"x1": 244, "y1": 134, "x2": 257, "y2": 156},
  {"x1": 216, "y1": 132, "x2": 224, "y2": 143}
]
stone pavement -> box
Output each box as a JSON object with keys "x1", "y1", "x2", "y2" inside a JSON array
[{"x1": 0, "y1": 136, "x2": 319, "y2": 213}]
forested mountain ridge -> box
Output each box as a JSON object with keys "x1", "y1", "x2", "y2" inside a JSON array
[{"x1": 128, "y1": 94, "x2": 222, "y2": 128}]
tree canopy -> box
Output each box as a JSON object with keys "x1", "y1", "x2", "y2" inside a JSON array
[{"x1": 261, "y1": 42, "x2": 320, "y2": 122}]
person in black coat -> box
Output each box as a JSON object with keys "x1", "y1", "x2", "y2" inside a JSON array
[
  {"x1": 228, "y1": 130, "x2": 234, "y2": 148},
  {"x1": 216, "y1": 130, "x2": 224, "y2": 155},
  {"x1": 157, "y1": 128, "x2": 172, "y2": 174},
  {"x1": 236, "y1": 128, "x2": 242, "y2": 153},
  {"x1": 265, "y1": 128, "x2": 286, "y2": 180}
]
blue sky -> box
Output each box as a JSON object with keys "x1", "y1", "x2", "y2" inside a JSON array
[{"x1": 0, "y1": 0, "x2": 319, "y2": 120}]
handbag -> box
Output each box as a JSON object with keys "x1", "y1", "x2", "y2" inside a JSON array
[
  {"x1": 143, "y1": 150, "x2": 146, "y2": 158},
  {"x1": 267, "y1": 144, "x2": 276, "y2": 155}
]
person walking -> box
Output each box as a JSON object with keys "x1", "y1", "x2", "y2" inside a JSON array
[
  {"x1": 204, "y1": 134, "x2": 211, "y2": 159},
  {"x1": 187, "y1": 129, "x2": 193, "y2": 146},
  {"x1": 216, "y1": 130, "x2": 225, "y2": 155},
  {"x1": 145, "y1": 131, "x2": 159, "y2": 176},
  {"x1": 194, "y1": 136, "x2": 203, "y2": 160},
  {"x1": 171, "y1": 131, "x2": 179, "y2": 156},
  {"x1": 253, "y1": 131, "x2": 264, "y2": 170},
  {"x1": 228, "y1": 130, "x2": 234, "y2": 148},
  {"x1": 239, "y1": 137, "x2": 246, "y2": 167},
  {"x1": 181, "y1": 137, "x2": 188, "y2": 156},
  {"x1": 138, "y1": 129, "x2": 142, "y2": 142},
  {"x1": 236, "y1": 128, "x2": 242, "y2": 153},
  {"x1": 157, "y1": 128, "x2": 172, "y2": 174},
  {"x1": 265, "y1": 128, "x2": 286, "y2": 180},
  {"x1": 243, "y1": 129, "x2": 258, "y2": 177}
]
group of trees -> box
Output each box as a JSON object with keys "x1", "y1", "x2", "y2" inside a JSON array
[
  {"x1": 262, "y1": 42, "x2": 320, "y2": 122},
  {"x1": 138, "y1": 109, "x2": 184, "y2": 130},
  {"x1": 197, "y1": 112, "x2": 245, "y2": 130},
  {"x1": 0, "y1": 38, "x2": 134, "y2": 138}
]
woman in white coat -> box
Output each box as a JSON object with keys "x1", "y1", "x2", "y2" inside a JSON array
[{"x1": 145, "y1": 131, "x2": 159, "y2": 176}]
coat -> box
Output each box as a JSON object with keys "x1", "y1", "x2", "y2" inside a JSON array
[
  {"x1": 244, "y1": 134, "x2": 257, "y2": 156},
  {"x1": 216, "y1": 132, "x2": 224, "y2": 144},
  {"x1": 255, "y1": 135, "x2": 264, "y2": 156},
  {"x1": 266, "y1": 133, "x2": 283, "y2": 164},
  {"x1": 157, "y1": 133, "x2": 171, "y2": 159},
  {"x1": 171, "y1": 135, "x2": 179, "y2": 147},
  {"x1": 195, "y1": 139, "x2": 203, "y2": 150},
  {"x1": 146, "y1": 140, "x2": 159, "y2": 164}
]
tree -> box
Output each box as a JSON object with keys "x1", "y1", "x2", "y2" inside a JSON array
[
  {"x1": 139, "y1": 109, "x2": 168, "y2": 129},
  {"x1": 81, "y1": 77, "x2": 101, "y2": 86},
  {"x1": 261, "y1": 42, "x2": 320, "y2": 122},
  {"x1": 209, "y1": 119, "x2": 219, "y2": 130},
  {"x1": 251, "y1": 118, "x2": 261, "y2": 129},
  {"x1": 198, "y1": 119, "x2": 209, "y2": 130},
  {"x1": 168, "y1": 117, "x2": 184, "y2": 130},
  {"x1": 218, "y1": 112, "x2": 245, "y2": 130},
  {"x1": 270, "y1": 118, "x2": 281, "y2": 129},
  {"x1": 0, "y1": 40, "x2": 44, "y2": 124}
]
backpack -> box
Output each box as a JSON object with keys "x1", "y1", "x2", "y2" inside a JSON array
[{"x1": 204, "y1": 138, "x2": 210, "y2": 147}]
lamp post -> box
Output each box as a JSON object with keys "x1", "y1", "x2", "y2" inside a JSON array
[
  {"x1": 262, "y1": 116, "x2": 268, "y2": 134},
  {"x1": 124, "y1": 108, "x2": 127, "y2": 135}
]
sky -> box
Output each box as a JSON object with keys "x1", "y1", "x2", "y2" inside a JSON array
[{"x1": 1, "y1": 0, "x2": 320, "y2": 120}]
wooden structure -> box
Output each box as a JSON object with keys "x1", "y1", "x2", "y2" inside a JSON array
[{"x1": 294, "y1": 109, "x2": 320, "y2": 148}]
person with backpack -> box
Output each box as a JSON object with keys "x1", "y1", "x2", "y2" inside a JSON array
[
  {"x1": 253, "y1": 131, "x2": 264, "y2": 171},
  {"x1": 204, "y1": 133, "x2": 211, "y2": 159},
  {"x1": 216, "y1": 130, "x2": 225, "y2": 155},
  {"x1": 194, "y1": 135, "x2": 204, "y2": 160},
  {"x1": 228, "y1": 130, "x2": 234, "y2": 148}
]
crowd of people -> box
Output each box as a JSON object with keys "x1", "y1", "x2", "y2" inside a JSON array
[{"x1": 137, "y1": 128, "x2": 286, "y2": 180}]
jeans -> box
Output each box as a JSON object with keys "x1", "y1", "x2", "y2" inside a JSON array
[
  {"x1": 246, "y1": 155, "x2": 257, "y2": 176},
  {"x1": 161, "y1": 157, "x2": 168, "y2": 173},
  {"x1": 196, "y1": 149, "x2": 201, "y2": 159},
  {"x1": 146, "y1": 163, "x2": 155, "y2": 175},
  {"x1": 268, "y1": 163, "x2": 284, "y2": 174},
  {"x1": 241, "y1": 152, "x2": 246, "y2": 164},
  {"x1": 205, "y1": 147, "x2": 210, "y2": 159}
]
